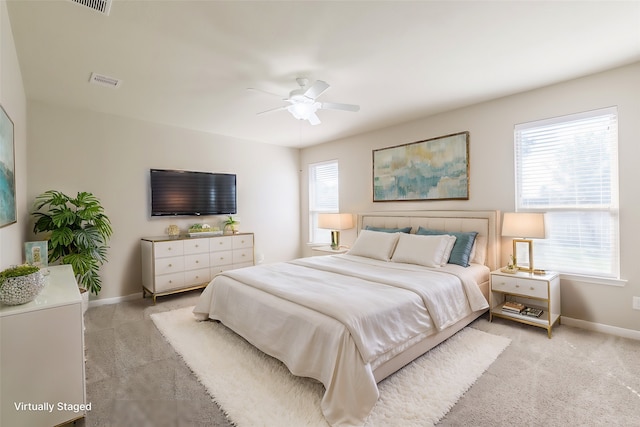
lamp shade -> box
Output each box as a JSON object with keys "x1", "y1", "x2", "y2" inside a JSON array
[
  {"x1": 318, "y1": 213, "x2": 354, "y2": 230},
  {"x1": 502, "y1": 212, "x2": 545, "y2": 238}
]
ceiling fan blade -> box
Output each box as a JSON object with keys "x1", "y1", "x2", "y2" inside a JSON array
[
  {"x1": 320, "y1": 102, "x2": 360, "y2": 112},
  {"x1": 307, "y1": 112, "x2": 321, "y2": 125},
  {"x1": 256, "y1": 105, "x2": 288, "y2": 115},
  {"x1": 304, "y1": 80, "x2": 330, "y2": 100},
  {"x1": 247, "y1": 87, "x2": 284, "y2": 98}
]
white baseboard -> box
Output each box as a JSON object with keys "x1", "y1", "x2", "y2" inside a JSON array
[
  {"x1": 88, "y1": 292, "x2": 143, "y2": 308},
  {"x1": 562, "y1": 316, "x2": 640, "y2": 341}
]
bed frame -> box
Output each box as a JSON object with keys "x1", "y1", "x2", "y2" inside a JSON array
[{"x1": 358, "y1": 210, "x2": 500, "y2": 382}]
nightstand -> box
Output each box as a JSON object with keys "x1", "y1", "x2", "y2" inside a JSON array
[
  {"x1": 311, "y1": 246, "x2": 349, "y2": 256},
  {"x1": 489, "y1": 269, "x2": 561, "y2": 338}
]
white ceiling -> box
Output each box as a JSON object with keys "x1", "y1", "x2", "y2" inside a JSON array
[{"x1": 7, "y1": 0, "x2": 640, "y2": 148}]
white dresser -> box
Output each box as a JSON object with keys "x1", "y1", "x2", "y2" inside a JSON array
[
  {"x1": 141, "y1": 233, "x2": 255, "y2": 302},
  {"x1": 0, "y1": 265, "x2": 87, "y2": 427}
]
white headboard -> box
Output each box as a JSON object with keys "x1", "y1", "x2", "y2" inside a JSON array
[{"x1": 358, "y1": 210, "x2": 500, "y2": 271}]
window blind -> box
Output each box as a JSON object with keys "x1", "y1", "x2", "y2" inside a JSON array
[
  {"x1": 309, "y1": 160, "x2": 339, "y2": 243},
  {"x1": 514, "y1": 107, "x2": 619, "y2": 278}
]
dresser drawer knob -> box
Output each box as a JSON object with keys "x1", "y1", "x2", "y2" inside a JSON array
[
  {"x1": 196, "y1": 260, "x2": 199, "y2": 263},
  {"x1": 530, "y1": 287, "x2": 535, "y2": 290},
  {"x1": 168, "y1": 264, "x2": 172, "y2": 267}
]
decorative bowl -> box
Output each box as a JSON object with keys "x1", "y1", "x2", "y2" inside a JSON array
[{"x1": 0, "y1": 270, "x2": 46, "y2": 305}]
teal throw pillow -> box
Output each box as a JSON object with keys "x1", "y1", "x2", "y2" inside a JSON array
[{"x1": 416, "y1": 227, "x2": 478, "y2": 267}]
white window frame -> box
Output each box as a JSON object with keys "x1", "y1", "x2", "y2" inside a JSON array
[
  {"x1": 308, "y1": 160, "x2": 339, "y2": 244},
  {"x1": 514, "y1": 106, "x2": 620, "y2": 279}
]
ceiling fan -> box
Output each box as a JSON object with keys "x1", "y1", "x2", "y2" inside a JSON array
[{"x1": 255, "y1": 78, "x2": 360, "y2": 125}]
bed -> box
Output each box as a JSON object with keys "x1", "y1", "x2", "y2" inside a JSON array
[{"x1": 193, "y1": 210, "x2": 500, "y2": 427}]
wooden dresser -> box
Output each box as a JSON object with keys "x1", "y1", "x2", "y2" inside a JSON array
[{"x1": 141, "y1": 233, "x2": 254, "y2": 302}]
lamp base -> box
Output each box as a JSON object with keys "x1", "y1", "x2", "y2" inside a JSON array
[{"x1": 330, "y1": 230, "x2": 340, "y2": 250}]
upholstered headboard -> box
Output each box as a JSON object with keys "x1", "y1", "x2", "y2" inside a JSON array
[{"x1": 358, "y1": 210, "x2": 500, "y2": 271}]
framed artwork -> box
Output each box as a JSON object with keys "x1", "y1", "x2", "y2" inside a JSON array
[
  {"x1": 0, "y1": 104, "x2": 16, "y2": 228},
  {"x1": 373, "y1": 131, "x2": 469, "y2": 202},
  {"x1": 25, "y1": 241, "x2": 48, "y2": 268}
]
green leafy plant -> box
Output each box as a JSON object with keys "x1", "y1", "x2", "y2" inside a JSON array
[
  {"x1": 223, "y1": 216, "x2": 239, "y2": 234},
  {"x1": 0, "y1": 265, "x2": 40, "y2": 289},
  {"x1": 31, "y1": 190, "x2": 113, "y2": 295}
]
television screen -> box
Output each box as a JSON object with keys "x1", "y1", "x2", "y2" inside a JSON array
[{"x1": 150, "y1": 169, "x2": 237, "y2": 216}]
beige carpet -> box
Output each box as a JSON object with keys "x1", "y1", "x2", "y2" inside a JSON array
[{"x1": 151, "y1": 306, "x2": 510, "y2": 426}]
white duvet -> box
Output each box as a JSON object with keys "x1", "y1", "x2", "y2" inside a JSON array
[{"x1": 193, "y1": 254, "x2": 488, "y2": 427}]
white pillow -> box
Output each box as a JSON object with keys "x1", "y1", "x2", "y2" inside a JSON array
[
  {"x1": 391, "y1": 233, "x2": 456, "y2": 268},
  {"x1": 470, "y1": 235, "x2": 487, "y2": 265},
  {"x1": 440, "y1": 234, "x2": 457, "y2": 266},
  {"x1": 347, "y1": 229, "x2": 400, "y2": 261}
]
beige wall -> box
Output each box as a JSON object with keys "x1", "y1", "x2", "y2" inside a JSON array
[
  {"x1": 26, "y1": 101, "x2": 301, "y2": 302},
  {"x1": 300, "y1": 62, "x2": 640, "y2": 333},
  {"x1": 0, "y1": 1, "x2": 27, "y2": 269}
]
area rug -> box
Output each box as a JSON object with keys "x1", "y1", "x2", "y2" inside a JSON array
[{"x1": 151, "y1": 306, "x2": 511, "y2": 427}]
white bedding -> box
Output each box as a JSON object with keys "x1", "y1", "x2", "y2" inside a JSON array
[{"x1": 193, "y1": 254, "x2": 489, "y2": 427}]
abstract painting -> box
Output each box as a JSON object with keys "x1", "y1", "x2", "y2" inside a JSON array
[
  {"x1": 373, "y1": 131, "x2": 469, "y2": 201},
  {"x1": 0, "y1": 104, "x2": 16, "y2": 228}
]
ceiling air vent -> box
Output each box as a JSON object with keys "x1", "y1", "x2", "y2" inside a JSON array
[
  {"x1": 70, "y1": 0, "x2": 112, "y2": 16},
  {"x1": 89, "y1": 72, "x2": 122, "y2": 88}
]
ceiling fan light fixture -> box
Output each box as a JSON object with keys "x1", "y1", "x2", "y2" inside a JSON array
[{"x1": 288, "y1": 102, "x2": 319, "y2": 120}]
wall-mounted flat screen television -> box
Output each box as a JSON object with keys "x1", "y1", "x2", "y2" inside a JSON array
[{"x1": 150, "y1": 169, "x2": 237, "y2": 216}]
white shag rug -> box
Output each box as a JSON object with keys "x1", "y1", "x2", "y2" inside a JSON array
[{"x1": 151, "y1": 306, "x2": 510, "y2": 427}]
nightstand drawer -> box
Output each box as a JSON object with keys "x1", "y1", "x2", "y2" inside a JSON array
[{"x1": 492, "y1": 275, "x2": 548, "y2": 299}]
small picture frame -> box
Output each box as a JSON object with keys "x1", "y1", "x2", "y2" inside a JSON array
[{"x1": 25, "y1": 241, "x2": 48, "y2": 268}]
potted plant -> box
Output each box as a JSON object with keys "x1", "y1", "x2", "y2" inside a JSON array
[
  {"x1": 223, "y1": 216, "x2": 239, "y2": 234},
  {"x1": 31, "y1": 190, "x2": 113, "y2": 296},
  {"x1": 0, "y1": 264, "x2": 44, "y2": 305}
]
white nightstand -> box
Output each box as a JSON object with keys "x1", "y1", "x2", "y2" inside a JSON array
[
  {"x1": 489, "y1": 269, "x2": 561, "y2": 338},
  {"x1": 311, "y1": 246, "x2": 349, "y2": 256}
]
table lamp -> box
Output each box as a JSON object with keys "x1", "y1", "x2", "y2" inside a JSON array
[
  {"x1": 501, "y1": 212, "x2": 545, "y2": 272},
  {"x1": 318, "y1": 213, "x2": 354, "y2": 250}
]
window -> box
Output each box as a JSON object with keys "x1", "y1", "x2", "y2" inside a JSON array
[
  {"x1": 514, "y1": 107, "x2": 619, "y2": 278},
  {"x1": 309, "y1": 160, "x2": 339, "y2": 244}
]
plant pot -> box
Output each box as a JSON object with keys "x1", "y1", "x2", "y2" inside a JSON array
[
  {"x1": 80, "y1": 287, "x2": 89, "y2": 315},
  {"x1": 0, "y1": 270, "x2": 45, "y2": 305}
]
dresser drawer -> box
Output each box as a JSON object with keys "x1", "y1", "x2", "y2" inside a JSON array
[
  {"x1": 492, "y1": 275, "x2": 548, "y2": 299},
  {"x1": 184, "y1": 238, "x2": 209, "y2": 255},
  {"x1": 154, "y1": 256, "x2": 184, "y2": 275},
  {"x1": 184, "y1": 253, "x2": 210, "y2": 270},
  {"x1": 210, "y1": 236, "x2": 233, "y2": 252},
  {"x1": 154, "y1": 240, "x2": 184, "y2": 258},
  {"x1": 233, "y1": 248, "x2": 253, "y2": 265},
  {"x1": 184, "y1": 268, "x2": 210, "y2": 286},
  {"x1": 211, "y1": 264, "x2": 234, "y2": 276},
  {"x1": 233, "y1": 235, "x2": 254, "y2": 249},
  {"x1": 154, "y1": 272, "x2": 185, "y2": 292},
  {"x1": 210, "y1": 250, "x2": 233, "y2": 267}
]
